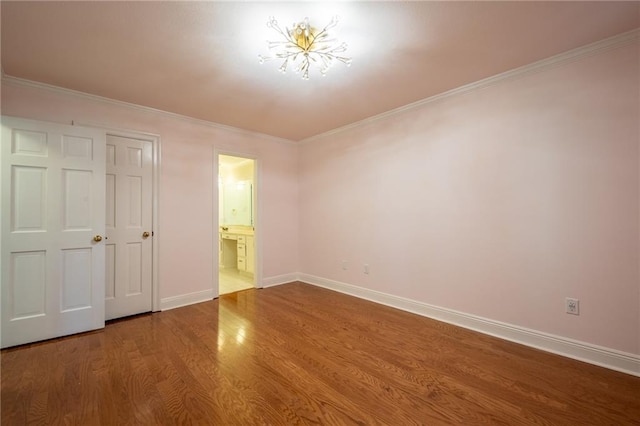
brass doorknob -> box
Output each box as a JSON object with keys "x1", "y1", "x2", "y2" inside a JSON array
[
  {"x1": 93, "y1": 235, "x2": 103, "y2": 242},
  {"x1": 142, "y1": 231, "x2": 150, "y2": 238}
]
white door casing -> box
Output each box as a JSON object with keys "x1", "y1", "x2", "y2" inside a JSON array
[
  {"x1": 1, "y1": 116, "x2": 106, "y2": 348},
  {"x1": 105, "y1": 135, "x2": 153, "y2": 320},
  {"x1": 216, "y1": 151, "x2": 260, "y2": 297}
]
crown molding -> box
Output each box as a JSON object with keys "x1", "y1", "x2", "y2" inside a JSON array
[
  {"x1": 1, "y1": 75, "x2": 297, "y2": 146},
  {"x1": 300, "y1": 28, "x2": 640, "y2": 145},
  {"x1": 3, "y1": 28, "x2": 637, "y2": 146}
]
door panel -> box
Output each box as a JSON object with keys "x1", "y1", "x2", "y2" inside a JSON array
[
  {"x1": 105, "y1": 243, "x2": 116, "y2": 299},
  {"x1": 126, "y1": 243, "x2": 143, "y2": 295},
  {"x1": 61, "y1": 248, "x2": 93, "y2": 311},
  {"x1": 10, "y1": 251, "x2": 46, "y2": 319},
  {"x1": 12, "y1": 166, "x2": 47, "y2": 231},
  {"x1": 1, "y1": 116, "x2": 106, "y2": 348},
  {"x1": 105, "y1": 135, "x2": 152, "y2": 320},
  {"x1": 62, "y1": 169, "x2": 93, "y2": 229}
]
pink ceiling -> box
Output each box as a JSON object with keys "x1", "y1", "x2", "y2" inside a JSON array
[{"x1": 2, "y1": 1, "x2": 638, "y2": 141}]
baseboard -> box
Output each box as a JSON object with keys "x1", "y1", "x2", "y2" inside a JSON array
[
  {"x1": 262, "y1": 273, "x2": 299, "y2": 288},
  {"x1": 298, "y1": 273, "x2": 640, "y2": 377},
  {"x1": 159, "y1": 273, "x2": 297, "y2": 310},
  {"x1": 160, "y1": 289, "x2": 214, "y2": 311}
]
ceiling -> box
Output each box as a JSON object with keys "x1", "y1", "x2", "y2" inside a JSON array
[{"x1": 2, "y1": 1, "x2": 639, "y2": 141}]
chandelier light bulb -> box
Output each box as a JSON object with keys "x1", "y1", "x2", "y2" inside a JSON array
[{"x1": 258, "y1": 15, "x2": 351, "y2": 80}]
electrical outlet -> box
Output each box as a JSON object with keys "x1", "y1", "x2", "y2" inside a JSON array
[
  {"x1": 565, "y1": 298, "x2": 580, "y2": 315},
  {"x1": 364, "y1": 264, "x2": 370, "y2": 274},
  {"x1": 342, "y1": 260, "x2": 348, "y2": 270}
]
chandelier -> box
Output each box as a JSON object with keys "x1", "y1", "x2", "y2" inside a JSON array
[{"x1": 258, "y1": 16, "x2": 351, "y2": 80}]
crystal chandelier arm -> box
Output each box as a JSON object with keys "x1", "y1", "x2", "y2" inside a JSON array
[
  {"x1": 296, "y1": 56, "x2": 311, "y2": 80},
  {"x1": 308, "y1": 15, "x2": 339, "y2": 46},
  {"x1": 268, "y1": 40, "x2": 294, "y2": 48},
  {"x1": 308, "y1": 27, "x2": 328, "y2": 48},
  {"x1": 267, "y1": 17, "x2": 294, "y2": 42},
  {"x1": 333, "y1": 56, "x2": 352, "y2": 65},
  {"x1": 275, "y1": 51, "x2": 302, "y2": 59},
  {"x1": 325, "y1": 43, "x2": 348, "y2": 54},
  {"x1": 259, "y1": 48, "x2": 301, "y2": 64}
]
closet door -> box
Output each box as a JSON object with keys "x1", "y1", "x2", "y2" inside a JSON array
[
  {"x1": 105, "y1": 135, "x2": 153, "y2": 320},
  {"x1": 1, "y1": 116, "x2": 106, "y2": 348}
]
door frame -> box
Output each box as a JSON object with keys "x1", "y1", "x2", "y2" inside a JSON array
[
  {"x1": 214, "y1": 148, "x2": 262, "y2": 298},
  {"x1": 73, "y1": 121, "x2": 161, "y2": 312}
]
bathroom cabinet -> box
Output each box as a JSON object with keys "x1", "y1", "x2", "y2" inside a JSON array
[
  {"x1": 220, "y1": 231, "x2": 254, "y2": 276},
  {"x1": 246, "y1": 236, "x2": 255, "y2": 274},
  {"x1": 237, "y1": 235, "x2": 247, "y2": 271}
]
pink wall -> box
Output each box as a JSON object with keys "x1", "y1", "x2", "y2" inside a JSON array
[
  {"x1": 299, "y1": 42, "x2": 640, "y2": 355},
  {"x1": 1, "y1": 81, "x2": 299, "y2": 300},
  {"x1": 3, "y1": 39, "x2": 638, "y2": 357}
]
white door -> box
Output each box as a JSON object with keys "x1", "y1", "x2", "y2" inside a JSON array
[
  {"x1": 1, "y1": 116, "x2": 106, "y2": 348},
  {"x1": 105, "y1": 135, "x2": 153, "y2": 320}
]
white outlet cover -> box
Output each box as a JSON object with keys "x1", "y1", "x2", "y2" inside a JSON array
[{"x1": 566, "y1": 298, "x2": 580, "y2": 315}]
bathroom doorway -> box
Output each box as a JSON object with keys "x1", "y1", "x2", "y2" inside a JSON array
[{"x1": 218, "y1": 154, "x2": 256, "y2": 295}]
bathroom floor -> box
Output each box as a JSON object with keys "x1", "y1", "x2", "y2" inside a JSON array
[{"x1": 219, "y1": 268, "x2": 254, "y2": 295}]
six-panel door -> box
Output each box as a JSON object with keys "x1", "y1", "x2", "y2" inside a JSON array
[
  {"x1": 1, "y1": 116, "x2": 106, "y2": 348},
  {"x1": 105, "y1": 135, "x2": 153, "y2": 320}
]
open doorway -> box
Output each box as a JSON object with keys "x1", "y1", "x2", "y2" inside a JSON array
[{"x1": 218, "y1": 154, "x2": 256, "y2": 295}]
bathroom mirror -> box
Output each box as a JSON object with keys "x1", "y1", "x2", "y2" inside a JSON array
[{"x1": 221, "y1": 180, "x2": 253, "y2": 226}]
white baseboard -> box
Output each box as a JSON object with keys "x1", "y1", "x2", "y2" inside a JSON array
[
  {"x1": 159, "y1": 273, "x2": 299, "y2": 311},
  {"x1": 160, "y1": 289, "x2": 214, "y2": 311},
  {"x1": 262, "y1": 273, "x2": 299, "y2": 288},
  {"x1": 298, "y1": 273, "x2": 640, "y2": 377}
]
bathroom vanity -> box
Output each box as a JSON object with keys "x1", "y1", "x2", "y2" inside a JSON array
[{"x1": 219, "y1": 228, "x2": 255, "y2": 275}]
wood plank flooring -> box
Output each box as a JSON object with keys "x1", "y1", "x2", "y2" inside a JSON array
[{"x1": 2, "y1": 282, "x2": 639, "y2": 425}]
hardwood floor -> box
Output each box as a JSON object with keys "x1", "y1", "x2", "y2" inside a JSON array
[{"x1": 2, "y1": 282, "x2": 639, "y2": 425}]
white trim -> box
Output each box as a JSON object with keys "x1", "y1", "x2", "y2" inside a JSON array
[
  {"x1": 298, "y1": 273, "x2": 640, "y2": 378},
  {"x1": 2, "y1": 75, "x2": 296, "y2": 146},
  {"x1": 300, "y1": 28, "x2": 640, "y2": 145},
  {"x1": 72, "y1": 120, "x2": 160, "y2": 142},
  {"x1": 213, "y1": 147, "x2": 221, "y2": 299},
  {"x1": 254, "y1": 155, "x2": 263, "y2": 290},
  {"x1": 263, "y1": 273, "x2": 299, "y2": 288},
  {"x1": 160, "y1": 289, "x2": 214, "y2": 311},
  {"x1": 152, "y1": 133, "x2": 162, "y2": 312},
  {"x1": 73, "y1": 121, "x2": 162, "y2": 313}
]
